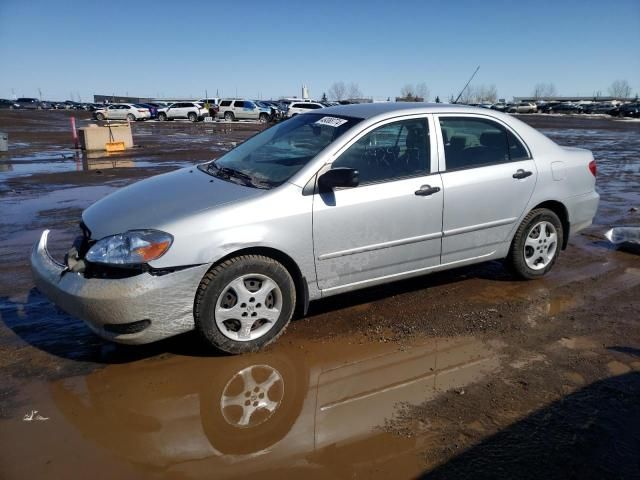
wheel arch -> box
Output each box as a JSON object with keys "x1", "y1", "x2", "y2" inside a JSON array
[
  {"x1": 530, "y1": 200, "x2": 570, "y2": 249},
  {"x1": 197, "y1": 246, "x2": 310, "y2": 318}
]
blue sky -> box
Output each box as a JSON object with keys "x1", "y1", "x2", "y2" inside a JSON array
[{"x1": 1, "y1": 0, "x2": 638, "y2": 102}]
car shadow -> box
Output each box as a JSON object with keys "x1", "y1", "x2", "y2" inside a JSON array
[
  {"x1": 305, "y1": 259, "x2": 513, "y2": 317},
  {"x1": 0, "y1": 288, "x2": 223, "y2": 364},
  {"x1": 419, "y1": 372, "x2": 640, "y2": 479}
]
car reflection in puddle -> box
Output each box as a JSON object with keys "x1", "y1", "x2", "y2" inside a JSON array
[{"x1": 50, "y1": 336, "x2": 499, "y2": 475}]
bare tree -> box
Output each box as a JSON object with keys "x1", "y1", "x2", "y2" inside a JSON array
[
  {"x1": 609, "y1": 80, "x2": 632, "y2": 99},
  {"x1": 400, "y1": 84, "x2": 415, "y2": 98},
  {"x1": 532, "y1": 82, "x2": 557, "y2": 99},
  {"x1": 347, "y1": 82, "x2": 362, "y2": 100},
  {"x1": 328, "y1": 81, "x2": 346, "y2": 101},
  {"x1": 484, "y1": 84, "x2": 498, "y2": 103},
  {"x1": 415, "y1": 82, "x2": 430, "y2": 101}
]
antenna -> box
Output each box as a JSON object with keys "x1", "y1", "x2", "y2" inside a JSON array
[{"x1": 453, "y1": 66, "x2": 480, "y2": 104}]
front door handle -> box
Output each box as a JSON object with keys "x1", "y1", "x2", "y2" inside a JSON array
[
  {"x1": 415, "y1": 185, "x2": 441, "y2": 196},
  {"x1": 513, "y1": 169, "x2": 533, "y2": 179}
]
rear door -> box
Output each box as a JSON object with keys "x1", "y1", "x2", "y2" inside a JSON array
[
  {"x1": 436, "y1": 114, "x2": 537, "y2": 264},
  {"x1": 313, "y1": 115, "x2": 443, "y2": 292}
]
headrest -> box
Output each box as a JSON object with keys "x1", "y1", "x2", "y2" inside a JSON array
[{"x1": 480, "y1": 131, "x2": 505, "y2": 149}]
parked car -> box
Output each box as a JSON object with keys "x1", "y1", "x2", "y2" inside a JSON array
[
  {"x1": 138, "y1": 103, "x2": 160, "y2": 119},
  {"x1": 0, "y1": 99, "x2": 16, "y2": 109},
  {"x1": 31, "y1": 103, "x2": 599, "y2": 354},
  {"x1": 286, "y1": 101, "x2": 325, "y2": 117},
  {"x1": 582, "y1": 103, "x2": 615, "y2": 115},
  {"x1": 490, "y1": 103, "x2": 509, "y2": 112},
  {"x1": 254, "y1": 100, "x2": 279, "y2": 120},
  {"x1": 217, "y1": 99, "x2": 271, "y2": 123},
  {"x1": 507, "y1": 102, "x2": 537, "y2": 114},
  {"x1": 12, "y1": 98, "x2": 44, "y2": 109},
  {"x1": 157, "y1": 102, "x2": 209, "y2": 122},
  {"x1": 609, "y1": 102, "x2": 640, "y2": 118},
  {"x1": 93, "y1": 103, "x2": 151, "y2": 121},
  {"x1": 199, "y1": 98, "x2": 220, "y2": 118},
  {"x1": 547, "y1": 103, "x2": 583, "y2": 114},
  {"x1": 537, "y1": 102, "x2": 561, "y2": 113}
]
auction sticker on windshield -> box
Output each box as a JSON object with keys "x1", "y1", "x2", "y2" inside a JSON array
[{"x1": 314, "y1": 117, "x2": 348, "y2": 127}]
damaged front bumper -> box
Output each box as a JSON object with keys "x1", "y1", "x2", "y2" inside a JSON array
[{"x1": 30, "y1": 230, "x2": 211, "y2": 344}]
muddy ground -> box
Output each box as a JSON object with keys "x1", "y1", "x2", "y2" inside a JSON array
[{"x1": 0, "y1": 110, "x2": 638, "y2": 479}]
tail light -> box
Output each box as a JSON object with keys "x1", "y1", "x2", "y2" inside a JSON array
[
  {"x1": 589, "y1": 160, "x2": 597, "y2": 177},
  {"x1": 138, "y1": 109, "x2": 147, "y2": 113}
]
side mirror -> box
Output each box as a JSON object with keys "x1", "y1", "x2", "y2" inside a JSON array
[{"x1": 318, "y1": 167, "x2": 359, "y2": 191}]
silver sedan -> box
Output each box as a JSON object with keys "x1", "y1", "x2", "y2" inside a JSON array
[{"x1": 31, "y1": 103, "x2": 599, "y2": 353}]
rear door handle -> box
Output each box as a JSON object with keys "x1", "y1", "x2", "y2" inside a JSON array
[
  {"x1": 415, "y1": 185, "x2": 441, "y2": 196},
  {"x1": 513, "y1": 169, "x2": 533, "y2": 179}
]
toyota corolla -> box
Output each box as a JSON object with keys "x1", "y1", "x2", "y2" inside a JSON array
[{"x1": 31, "y1": 103, "x2": 599, "y2": 353}]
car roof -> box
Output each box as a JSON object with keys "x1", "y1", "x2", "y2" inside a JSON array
[{"x1": 318, "y1": 102, "x2": 499, "y2": 119}]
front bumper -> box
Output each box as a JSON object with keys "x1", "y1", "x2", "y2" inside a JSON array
[{"x1": 30, "y1": 230, "x2": 211, "y2": 345}]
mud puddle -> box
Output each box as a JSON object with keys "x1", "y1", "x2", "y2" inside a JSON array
[{"x1": 0, "y1": 336, "x2": 499, "y2": 479}]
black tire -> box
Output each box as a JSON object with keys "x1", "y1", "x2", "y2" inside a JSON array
[
  {"x1": 224, "y1": 111, "x2": 234, "y2": 121},
  {"x1": 199, "y1": 352, "x2": 308, "y2": 454},
  {"x1": 258, "y1": 113, "x2": 269, "y2": 124},
  {"x1": 95, "y1": 112, "x2": 105, "y2": 121},
  {"x1": 158, "y1": 112, "x2": 167, "y2": 121},
  {"x1": 127, "y1": 113, "x2": 136, "y2": 121},
  {"x1": 195, "y1": 255, "x2": 296, "y2": 354},
  {"x1": 188, "y1": 112, "x2": 197, "y2": 122},
  {"x1": 507, "y1": 208, "x2": 563, "y2": 280}
]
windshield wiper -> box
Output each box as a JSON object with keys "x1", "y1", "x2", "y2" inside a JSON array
[{"x1": 205, "y1": 162, "x2": 269, "y2": 189}]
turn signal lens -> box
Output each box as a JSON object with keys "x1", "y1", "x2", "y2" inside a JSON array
[{"x1": 133, "y1": 240, "x2": 171, "y2": 262}]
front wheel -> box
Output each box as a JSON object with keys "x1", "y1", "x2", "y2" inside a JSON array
[
  {"x1": 158, "y1": 112, "x2": 167, "y2": 121},
  {"x1": 195, "y1": 255, "x2": 296, "y2": 354},
  {"x1": 258, "y1": 113, "x2": 269, "y2": 124},
  {"x1": 507, "y1": 208, "x2": 563, "y2": 279},
  {"x1": 95, "y1": 112, "x2": 105, "y2": 121},
  {"x1": 127, "y1": 113, "x2": 136, "y2": 121}
]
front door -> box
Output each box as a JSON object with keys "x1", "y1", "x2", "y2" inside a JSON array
[
  {"x1": 436, "y1": 115, "x2": 537, "y2": 264},
  {"x1": 313, "y1": 116, "x2": 443, "y2": 292}
]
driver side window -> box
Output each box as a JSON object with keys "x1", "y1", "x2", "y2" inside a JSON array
[{"x1": 333, "y1": 119, "x2": 429, "y2": 185}]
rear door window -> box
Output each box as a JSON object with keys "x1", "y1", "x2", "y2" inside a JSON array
[{"x1": 439, "y1": 117, "x2": 528, "y2": 170}]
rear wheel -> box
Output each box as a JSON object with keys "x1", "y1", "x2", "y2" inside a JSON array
[
  {"x1": 188, "y1": 112, "x2": 198, "y2": 122},
  {"x1": 507, "y1": 208, "x2": 563, "y2": 279},
  {"x1": 195, "y1": 255, "x2": 296, "y2": 354},
  {"x1": 224, "y1": 111, "x2": 235, "y2": 121},
  {"x1": 95, "y1": 112, "x2": 105, "y2": 121}
]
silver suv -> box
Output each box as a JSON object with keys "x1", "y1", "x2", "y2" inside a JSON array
[
  {"x1": 32, "y1": 103, "x2": 599, "y2": 354},
  {"x1": 217, "y1": 99, "x2": 271, "y2": 123}
]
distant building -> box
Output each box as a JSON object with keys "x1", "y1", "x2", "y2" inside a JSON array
[
  {"x1": 395, "y1": 96, "x2": 425, "y2": 102},
  {"x1": 347, "y1": 97, "x2": 373, "y2": 104},
  {"x1": 94, "y1": 94, "x2": 154, "y2": 104},
  {"x1": 514, "y1": 95, "x2": 632, "y2": 103}
]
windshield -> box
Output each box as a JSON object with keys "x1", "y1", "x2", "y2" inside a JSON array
[{"x1": 199, "y1": 113, "x2": 361, "y2": 188}]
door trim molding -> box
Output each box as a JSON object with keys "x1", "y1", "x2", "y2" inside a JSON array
[{"x1": 318, "y1": 232, "x2": 443, "y2": 261}]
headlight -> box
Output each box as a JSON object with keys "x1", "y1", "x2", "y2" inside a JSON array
[{"x1": 85, "y1": 230, "x2": 173, "y2": 265}]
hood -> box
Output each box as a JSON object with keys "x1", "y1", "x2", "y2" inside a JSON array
[{"x1": 83, "y1": 167, "x2": 265, "y2": 239}]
